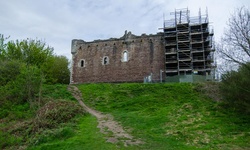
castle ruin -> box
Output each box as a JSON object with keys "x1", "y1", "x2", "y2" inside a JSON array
[{"x1": 70, "y1": 8, "x2": 215, "y2": 84}]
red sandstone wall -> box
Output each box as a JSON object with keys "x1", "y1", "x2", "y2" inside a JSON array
[{"x1": 71, "y1": 34, "x2": 165, "y2": 84}]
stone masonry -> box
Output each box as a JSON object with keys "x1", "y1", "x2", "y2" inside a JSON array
[{"x1": 70, "y1": 31, "x2": 165, "y2": 84}]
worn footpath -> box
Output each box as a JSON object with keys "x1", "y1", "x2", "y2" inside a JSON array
[{"x1": 68, "y1": 85, "x2": 143, "y2": 146}]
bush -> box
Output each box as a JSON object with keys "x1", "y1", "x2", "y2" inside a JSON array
[
  {"x1": 33, "y1": 100, "x2": 86, "y2": 131},
  {"x1": 1, "y1": 100, "x2": 86, "y2": 149},
  {"x1": 194, "y1": 82, "x2": 222, "y2": 101},
  {"x1": 5, "y1": 65, "x2": 43, "y2": 105},
  {"x1": 0, "y1": 60, "x2": 22, "y2": 86},
  {"x1": 41, "y1": 55, "x2": 70, "y2": 84},
  {"x1": 220, "y1": 62, "x2": 250, "y2": 114},
  {"x1": 0, "y1": 60, "x2": 42, "y2": 106}
]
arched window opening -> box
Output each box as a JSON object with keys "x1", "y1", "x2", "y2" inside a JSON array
[
  {"x1": 103, "y1": 56, "x2": 109, "y2": 65},
  {"x1": 79, "y1": 59, "x2": 85, "y2": 67},
  {"x1": 123, "y1": 51, "x2": 128, "y2": 62},
  {"x1": 104, "y1": 57, "x2": 108, "y2": 64}
]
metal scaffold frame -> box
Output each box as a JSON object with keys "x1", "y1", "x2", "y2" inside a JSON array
[{"x1": 164, "y1": 8, "x2": 216, "y2": 82}]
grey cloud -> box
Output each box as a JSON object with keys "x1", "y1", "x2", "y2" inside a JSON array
[{"x1": 0, "y1": 0, "x2": 249, "y2": 59}]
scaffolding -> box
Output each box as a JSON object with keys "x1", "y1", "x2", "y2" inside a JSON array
[{"x1": 164, "y1": 8, "x2": 215, "y2": 82}]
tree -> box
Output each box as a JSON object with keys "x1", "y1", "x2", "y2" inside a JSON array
[
  {"x1": 20, "y1": 39, "x2": 54, "y2": 67},
  {"x1": 217, "y1": 7, "x2": 250, "y2": 114},
  {"x1": 42, "y1": 55, "x2": 70, "y2": 84},
  {"x1": 4, "y1": 41, "x2": 23, "y2": 61},
  {"x1": 0, "y1": 34, "x2": 9, "y2": 59},
  {"x1": 0, "y1": 61, "x2": 43, "y2": 106},
  {"x1": 217, "y1": 7, "x2": 250, "y2": 70},
  {"x1": 0, "y1": 36, "x2": 70, "y2": 85},
  {"x1": 0, "y1": 60, "x2": 22, "y2": 86},
  {"x1": 220, "y1": 62, "x2": 250, "y2": 114},
  {"x1": 4, "y1": 39, "x2": 54, "y2": 67}
]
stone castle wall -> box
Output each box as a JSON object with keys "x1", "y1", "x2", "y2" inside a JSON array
[{"x1": 71, "y1": 31, "x2": 165, "y2": 84}]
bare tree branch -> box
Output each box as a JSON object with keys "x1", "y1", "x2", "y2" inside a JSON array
[{"x1": 217, "y1": 6, "x2": 250, "y2": 71}]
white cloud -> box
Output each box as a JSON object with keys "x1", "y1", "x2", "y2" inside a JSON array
[{"x1": 0, "y1": 0, "x2": 249, "y2": 59}]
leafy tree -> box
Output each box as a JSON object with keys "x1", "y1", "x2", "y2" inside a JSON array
[
  {"x1": 217, "y1": 7, "x2": 250, "y2": 114},
  {"x1": 42, "y1": 55, "x2": 70, "y2": 84},
  {"x1": 4, "y1": 41, "x2": 23, "y2": 61},
  {"x1": 0, "y1": 34, "x2": 9, "y2": 59},
  {"x1": 0, "y1": 60, "x2": 24, "y2": 108},
  {"x1": 220, "y1": 62, "x2": 250, "y2": 114},
  {"x1": 20, "y1": 39, "x2": 54, "y2": 67},
  {"x1": 0, "y1": 61, "x2": 43, "y2": 107},
  {"x1": 0, "y1": 60, "x2": 22, "y2": 86},
  {"x1": 0, "y1": 36, "x2": 70, "y2": 113},
  {"x1": 0, "y1": 37, "x2": 70, "y2": 84},
  {"x1": 217, "y1": 7, "x2": 250, "y2": 70},
  {"x1": 3, "y1": 39, "x2": 54, "y2": 67}
]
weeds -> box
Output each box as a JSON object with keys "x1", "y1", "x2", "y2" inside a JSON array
[
  {"x1": 0, "y1": 84, "x2": 86, "y2": 150},
  {"x1": 33, "y1": 100, "x2": 85, "y2": 131}
]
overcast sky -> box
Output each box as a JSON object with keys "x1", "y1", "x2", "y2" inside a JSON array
[{"x1": 0, "y1": 0, "x2": 249, "y2": 59}]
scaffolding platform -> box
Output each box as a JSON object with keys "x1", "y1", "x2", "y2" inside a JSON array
[{"x1": 163, "y1": 8, "x2": 215, "y2": 81}]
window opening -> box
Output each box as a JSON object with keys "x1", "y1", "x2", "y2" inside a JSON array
[
  {"x1": 103, "y1": 56, "x2": 109, "y2": 65},
  {"x1": 123, "y1": 51, "x2": 128, "y2": 62},
  {"x1": 104, "y1": 57, "x2": 108, "y2": 64},
  {"x1": 79, "y1": 59, "x2": 85, "y2": 67}
]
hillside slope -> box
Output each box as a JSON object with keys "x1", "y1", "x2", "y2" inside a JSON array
[
  {"x1": 78, "y1": 83, "x2": 250, "y2": 150},
  {"x1": 1, "y1": 83, "x2": 249, "y2": 150}
]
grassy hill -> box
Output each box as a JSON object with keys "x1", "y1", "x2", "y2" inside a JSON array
[
  {"x1": 1, "y1": 83, "x2": 250, "y2": 149},
  {"x1": 78, "y1": 83, "x2": 250, "y2": 149}
]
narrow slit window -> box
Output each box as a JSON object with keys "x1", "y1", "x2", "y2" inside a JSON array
[{"x1": 81, "y1": 60, "x2": 84, "y2": 67}]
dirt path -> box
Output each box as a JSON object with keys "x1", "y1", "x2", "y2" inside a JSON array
[{"x1": 68, "y1": 85, "x2": 143, "y2": 146}]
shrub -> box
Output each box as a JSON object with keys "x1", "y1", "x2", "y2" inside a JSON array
[
  {"x1": 33, "y1": 100, "x2": 86, "y2": 131},
  {"x1": 0, "y1": 60, "x2": 22, "y2": 86},
  {"x1": 0, "y1": 61, "x2": 43, "y2": 109},
  {"x1": 220, "y1": 62, "x2": 250, "y2": 114},
  {"x1": 194, "y1": 82, "x2": 222, "y2": 101}
]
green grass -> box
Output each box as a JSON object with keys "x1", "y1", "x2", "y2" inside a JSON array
[
  {"x1": 2, "y1": 83, "x2": 250, "y2": 149},
  {"x1": 1, "y1": 84, "x2": 139, "y2": 150},
  {"x1": 78, "y1": 83, "x2": 250, "y2": 149},
  {"x1": 27, "y1": 114, "x2": 119, "y2": 150},
  {"x1": 42, "y1": 84, "x2": 76, "y2": 101},
  {"x1": 0, "y1": 84, "x2": 86, "y2": 149}
]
